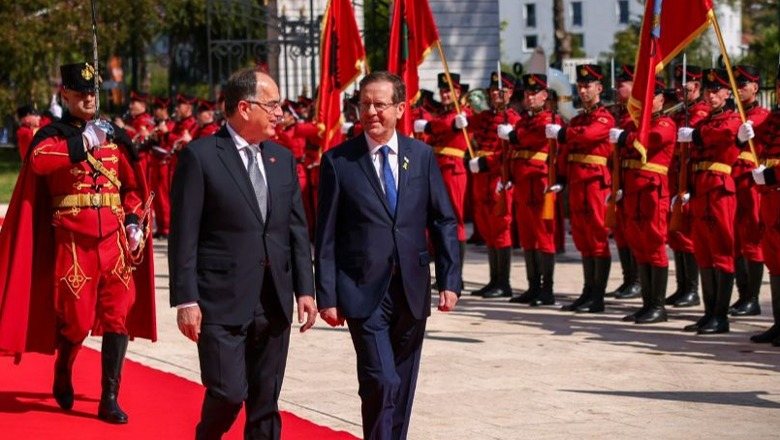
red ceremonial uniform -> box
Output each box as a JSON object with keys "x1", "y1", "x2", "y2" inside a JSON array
[
  {"x1": 732, "y1": 102, "x2": 768, "y2": 263},
  {"x1": 149, "y1": 119, "x2": 177, "y2": 236},
  {"x1": 470, "y1": 107, "x2": 520, "y2": 246},
  {"x1": 611, "y1": 104, "x2": 637, "y2": 249},
  {"x1": 689, "y1": 107, "x2": 741, "y2": 272},
  {"x1": 122, "y1": 112, "x2": 156, "y2": 184},
  {"x1": 669, "y1": 99, "x2": 710, "y2": 253},
  {"x1": 428, "y1": 106, "x2": 474, "y2": 241},
  {"x1": 620, "y1": 114, "x2": 676, "y2": 266},
  {"x1": 16, "y1": 125, "x2": 38, "y2": 160},
  {"x1": 558, "y1": 104, "x2": 614, "y2": 258},
  {"x1": 167, "y1": 115, "x2": 198, "y2": 178},
  {"x1": 509, "y1": 108, "x2": 560, "y2": 253},
  {"x1": 753, "y1": 110, "x2": 780, "y2": 275}
]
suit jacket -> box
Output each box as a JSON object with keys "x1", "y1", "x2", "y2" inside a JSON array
[
  {"x1": 168, "y1": 125, "x2": 314, "y2": 326},
  {"x1": 315, "y1": 133, "x2": 461, "y2": 320}
]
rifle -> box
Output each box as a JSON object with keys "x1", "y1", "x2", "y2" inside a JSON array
[
  {"x1": 605, "y1": 60, "x2": 620, "y2": 228},
  {"x1": 542, "y1": 106, "x2": 558, "y2": 220},
  {"x1": 669, "y1": 54, "x2": 690, "y2": 231},
  {"x1": 493, "y1": 66, "x2": 511, "y2": 217}
]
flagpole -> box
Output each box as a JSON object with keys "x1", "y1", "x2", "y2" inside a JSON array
[
  {"x1": 708, "y1": 13, "x2": 758, "y2": 165},
  {"x1": 435, "y1": 40, "x2": 475, "y2": 158}
]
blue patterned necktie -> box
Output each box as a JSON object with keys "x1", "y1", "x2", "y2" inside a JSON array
[{"x1": 379, "y1": 145, "x2": 397, "y2": 215}]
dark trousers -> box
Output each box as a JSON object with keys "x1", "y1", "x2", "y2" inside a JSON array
[
  {"x1": 347, "y1": 275, "x2": 427, "y2": 440},
  {"x1": 195, "y1": 281, "x2": 290, "y2": 440}
]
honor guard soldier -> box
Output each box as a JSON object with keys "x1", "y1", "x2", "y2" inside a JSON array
[
  {"x1": 193, "y1": 99, "x2": 221, "y2": 139},
  {"x1": 148, "y1": 97, "x2": 176, "y2": 239},
  {"x1": 608, "y1": 64, "x2": 642, "y2": 299},
  {"x1": 676, "y1": 68, "x2": 742, "y2": 334},
  {"x1": 413, "y1": 72, "x2": 471, "y2": 275},
  {"x1": 666, "y1": 65, "x2": 709, "y2": 308},
  {"x1": 610, "y1": 78, "x2": 676, "y2": 323},
  {"x1": 496, "y1": 73, "x2": 560, "y2": 305},
  {"x1": 729, "y1": 65, "x2": 768, "y2": 316},
  {"x1": 466, "y1": 71, "x2": 521, "y2": 298},
  {"x1": 744, "y1": 65, "x2": 780, "y2": 344},
  {"x1": 547, "y1": 64, "x2": 615, "y2": 313},
  {"x1": 114, "y1": 91, "x2": 155, "y2": 183},
  {"x1": 166, "y1": 93, "x2": 199, "y2": 173},
  {"x1": 15, "y1": 104, "x2": 42, "y2": 159},
  {"x1": 0, "y1": 61, "x2": 156, "y2": 423}
]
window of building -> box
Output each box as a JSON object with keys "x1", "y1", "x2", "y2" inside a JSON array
[
  {"x1": 571, "y1": 1, "x2": 583, "y2": 27},
  {"x1": 618, "y1": 0, "x2": 629, "y2": 24},
  {"x1": 572, "y1": 33, "x2": 585, "y2": 50},
  {"x1": 525, "y1": 3, "x2": 536, "y2": 28},
  {"x1": 524, "y1": 35, "x2": 538, "y2": 52}
]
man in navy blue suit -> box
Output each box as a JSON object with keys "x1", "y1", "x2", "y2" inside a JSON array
[{"x1": 315, "y1": 71, "x2": 461, "y2": 440}]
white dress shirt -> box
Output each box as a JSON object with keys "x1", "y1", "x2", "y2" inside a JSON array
[{"x1": 365, "y1": 131, "x2": 399, "y2": 193}]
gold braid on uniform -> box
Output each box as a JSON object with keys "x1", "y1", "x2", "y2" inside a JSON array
[
  {"x1": 60, "y1": 231, "x2": 91, "y2": 299},
  {"x1": 112, "y1": 232, "x2": 134, "y2": 289}
]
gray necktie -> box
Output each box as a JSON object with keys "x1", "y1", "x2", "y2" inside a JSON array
[{"x1": 244, "y1": 145, "x2": 268, "y2": 221}]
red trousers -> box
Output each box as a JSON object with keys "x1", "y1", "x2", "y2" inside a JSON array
[
  {"x1": 611, "y1": 208, "x2": 629, "y2": 248},
  {"x1": 53, "y1": 228, "x2": 135, "y2": 343},
  {"x1": 734, "y1": 185, "x2": 764, "y2": 262},
  {"x1": 668, "y1": 203, "x2": 695, "y2": 253},
  {"x1": 691, "y1": 188, "x2": 736, "y2": 272},
  {"x1": 472, "y1": 172, "x2": 513, "y2": 247},
  {"x1": 761, "y1": 190, "x2": 780, "y2": 275},
  {"x1": 150, "y1": 159, "x2": 171, "y2": 234},
  {"x1": 513, "y1": 177, "x2": 555, "y2": 253},
  {"x1": 569, "y1": 179, "x2": 611, "y2": 258},
  {"x1": 440, "y1": 167, "x2": 468, "y2": 241},
  {"x1": 624, "y1": 187, "x2": 669, "y2": 267}
]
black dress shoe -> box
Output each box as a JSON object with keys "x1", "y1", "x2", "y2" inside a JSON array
[
  {"x1": 730, "y1": 299, "x2": 761, "y2": 316},
  {"x1": 673, "y1": 291, "x2": 700, "y2": 307},
  {"x1": 751, "y1": 325, "x2": 780, "y2": 343}
]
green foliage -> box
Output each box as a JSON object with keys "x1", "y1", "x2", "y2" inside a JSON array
[
  {"x1": 0, "y1": 148, "x2": 22, "y2": 203},
  {"x1": 364, "y1": 0, "x2": 390, "y2": 71}
]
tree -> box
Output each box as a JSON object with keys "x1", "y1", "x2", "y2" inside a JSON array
[{"x1": 552, "y1": 0, "x2": 571, "y2": 66}]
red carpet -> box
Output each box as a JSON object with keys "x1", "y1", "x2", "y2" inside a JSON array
[{"x1": 0, "y1": 348, "x2": 358, "y2": 439}]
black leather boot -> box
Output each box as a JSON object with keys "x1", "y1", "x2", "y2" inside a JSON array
[
  {"x1": 665, "y1": 252, "x2": 685, "y2": 305},
  {"x1": 483, "y1": 247, "x2": 512, "y2": 298},
  {"x1": 53, "y1": 336, "x2": 82, "y2": 410},
  {"x1": 510, "y1": 250, "x2": 540, "y2": 303},
  {"x1": 577, "y1": 257, "x2": 610, "y2": 313},
  {"x1": 684, "y1": 267, "x2": 715, "y2": 332},
  {"x1": 635, "y1": 265, "x2": 669, "y2": 324},
  {"x1": 623, "y1": 263, "x2": 651, "y2": 322},
  {"x1": 98, "y1": 333, "x2": 129, "y2": 424},
  {"x1": 562, "y1": 257, "x2": 594, "y2": 311},
  {"x1": 730, "y1": 256, "x2": 749, "y2": 312},
  {"x1": 472, "y1": 247, "x2": 497, "y2": 296},
  {"x1": 698, "y1": 270, "x2": 734, "y2": 335},
  {"x1": 674, "y1": 252, "x2": 700, "y2": 307},
  {"x1": 531, "y1": 252, "x2": 556, "y2": 306},
  {"x1": 752, "y1": 275, "x2": 780, "y2": 343},
  {"x1": 731, "y1": 260, "x2": 763, "y2": 316},
  {"x1": 614, "y1": 248, "x2": 641, "y2": 299}
]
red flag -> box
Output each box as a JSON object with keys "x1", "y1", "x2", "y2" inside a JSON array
[
  {"x1": 315, "y1": 0, "x2": 366, "y2": 152},
  {"x1": 387, "y1": 0, "x2": 440, "y2": 135},
  {"x1": 627, "y1": 0, "x2": 714, "y2": 161}
]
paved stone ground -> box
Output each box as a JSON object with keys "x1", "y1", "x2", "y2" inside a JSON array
[{"x1": 112, "y1": 228, "x2": 780, "y2": 440}]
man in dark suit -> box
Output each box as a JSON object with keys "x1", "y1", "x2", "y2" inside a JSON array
[
  {"x1": 315, "y1": 71, "x2": 461, "y2": 440},
  {"x1": 168, "y1": 67, "x2": 317, "y2": 440}
]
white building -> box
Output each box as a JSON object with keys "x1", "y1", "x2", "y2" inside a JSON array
[{"x1": 499, "y1": 0, "x2": 743, "y2": 68}]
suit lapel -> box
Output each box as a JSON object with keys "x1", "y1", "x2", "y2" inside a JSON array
[
  {"x1": 355, "y1": 138, "x2": 393, "y2": 216},
  {"x1": 215, "y1": 128, "x2": 264, "y2": 224},
  {"x1": 396, "y1": 136, "x2": 411, "y2": 209}
]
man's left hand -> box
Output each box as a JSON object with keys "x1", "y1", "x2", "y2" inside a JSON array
[
  {"x1": 438, "y1": 290, "x2": 458, "y2": 312},
  {"x1": 296, "y1": 296, "x2": 317, "y2": 333}
]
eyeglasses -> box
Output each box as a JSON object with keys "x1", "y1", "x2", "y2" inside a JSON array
[
  {"x1": 244, "y1": 99, "x2": 281, "y2": 113},
  {"x1": 358, "y1": 101, "x2": 397, "y2": 112}
]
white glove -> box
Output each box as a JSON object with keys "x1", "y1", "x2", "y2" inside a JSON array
[
  {"x1": 495, "y1": 180, "x2": 513, "y2": 193},
  {"x1": 49, "y1": 94, "x2": 62, "y2": 119},
  {"x1": 497, "y1": 124, "x2": 513, "y2": 140},
  {"x1": 606, "y1": 189, "x2": 623, "y2": 203},
  {"x1": 341, "y1": 121, "x2": 354, "y2": 135},
  {"x1": 677, "y1": 127, "x2": 694, "y2": 143},
  {"x1": 609, "y1": 128, "x2": 624, "y2": 144},
  {"x1": 671, "y1": 192, "x2": 691, "y2": 208},
  {"x1": 126, "y1": 224, "x2": 143, "y2": 251},
  {"x1": 468, "y1": 158, "x2": 482, "y2": 174},
  {"x1": 454, "y1": 113, "x2": 468, "y2": 129},
  {"x1": 82, "y1": 120, "x2": 110, "y2": 150},
  {"x1": 545, "y1": 124, "x2": 562, "y2": 139},
  {"x1": 413, "y1": 119, "x2": 428, "y2": 133},
  {"x1": 544, "y1": 183, "x2": 563, "y2": 194},
  {"x1": 752, "y1": 164, "x2": 767, "y2": 185},
  {"x1": 737, "y1": 121, "x2": 755, "y2": 143}
]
